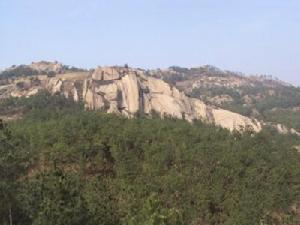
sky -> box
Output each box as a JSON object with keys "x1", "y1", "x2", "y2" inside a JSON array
[{"x1": 0, "y1": 0, "x2": 299, "y2": 85}]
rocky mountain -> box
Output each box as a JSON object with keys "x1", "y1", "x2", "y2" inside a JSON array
[
  {"x1": 148, "y1": 65, "x2": 300, "y2": 133},
  {"x1": 0, "y1": 62, "x2": 262, "y2": 132}
]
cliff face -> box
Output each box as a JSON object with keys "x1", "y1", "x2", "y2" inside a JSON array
[{"x1": 0, "y1": 66, "x2": 262, "y2": 132}]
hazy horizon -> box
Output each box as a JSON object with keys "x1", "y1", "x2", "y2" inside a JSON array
[{"x1": 1, "y1": 0, "x2": 299, "y2": 85}]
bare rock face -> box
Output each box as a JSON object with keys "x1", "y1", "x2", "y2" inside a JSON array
[
  {"x1": 74, "y1": 68, "x2": 262, "y2": 131},
  {"x1": 211, "y1": 108, "x2": 260, "y2": 131},
  {"x1": 0, "y1": 67, "x2": 262, "y2": 132},
  {"x1": 91, "y1": 67, "x2": 122, "y2": 81}
]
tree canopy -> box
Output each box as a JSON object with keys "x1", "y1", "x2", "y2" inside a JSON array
[{"x1": 0, "y1": 92, "x2": 300, "y2": 225}]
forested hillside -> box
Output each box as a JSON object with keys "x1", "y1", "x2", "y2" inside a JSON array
[{"x1": 1, "y1": 92, "x2": 300, "y2": 225}]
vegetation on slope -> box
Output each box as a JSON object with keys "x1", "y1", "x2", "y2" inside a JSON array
[
  {"x1": 194, "y1": 85, "x2": 300, "y2": 120},
  {"x1": 264, "y1": 109, "x2": 300, "y2": 131},
  {"x1": 1, "y1": 92, "x2": 300, "y2": 225},
  {"x1": 159, "y1": 66, "x2": 300, "y2": 131}
]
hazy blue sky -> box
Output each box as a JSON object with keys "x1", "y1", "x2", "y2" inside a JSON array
[{"x1": 1, "y1": 0, "x2": 299, "y2": 85}]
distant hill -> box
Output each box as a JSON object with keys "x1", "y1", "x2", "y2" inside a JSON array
[{"x1": 0, "y1": 61, "x2": 86, "y2": 78}]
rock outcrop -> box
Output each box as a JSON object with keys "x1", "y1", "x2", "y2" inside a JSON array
[
  {"x1": 0, "y1": 66, "x2": 262, "y2": 132},
  {"x1": 28, "y1": 61, "x2": 64, "y2": 74}
]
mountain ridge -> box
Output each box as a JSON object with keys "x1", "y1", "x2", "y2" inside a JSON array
[
  {"x1": 0, "y1": 61, "x2": 261, "y2": 132},
  {"x1": 1, "y1": 61, "x2": 299, "y2": 134}
]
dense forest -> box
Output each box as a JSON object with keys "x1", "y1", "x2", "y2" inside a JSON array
[{"x1": 1, "y1": 92, "x2": 300, "y2": 225}]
